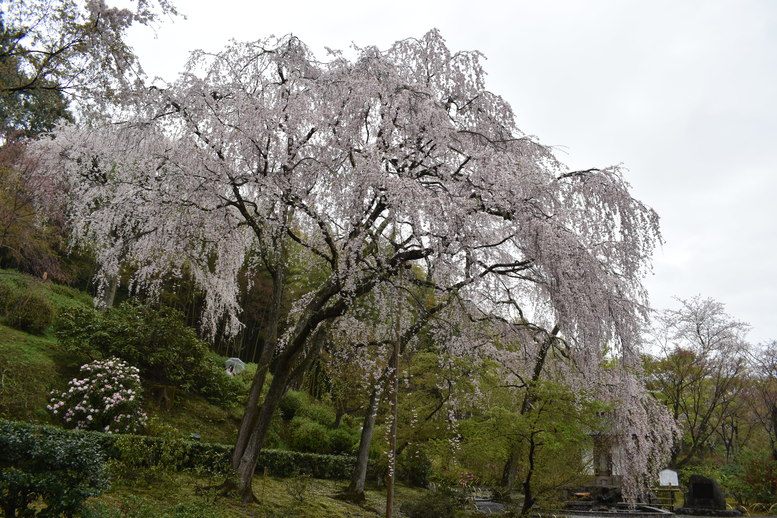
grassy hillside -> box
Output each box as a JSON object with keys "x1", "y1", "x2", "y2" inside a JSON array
[{"x1": 0, "y1": 270, "x2": 244, "y2": 442}]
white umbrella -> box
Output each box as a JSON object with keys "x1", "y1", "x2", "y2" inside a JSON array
[{"x1": 225, "y1": 357, "x2": 245, "y2": 375}]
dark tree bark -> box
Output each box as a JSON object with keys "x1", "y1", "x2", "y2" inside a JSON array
[
  {"x1": 345, "y1": 377, "x2": 384, "y2": 501},
  {"x1": 231, "y1": 266, "x2": 284, "y2": 471},
  {"x1": 500, "y1": 324, "x2": 559, "y2": 511}
]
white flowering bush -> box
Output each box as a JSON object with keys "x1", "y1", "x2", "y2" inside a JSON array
[{"x1": 48, "y1": 357, "x2": 147, "y2": 433}]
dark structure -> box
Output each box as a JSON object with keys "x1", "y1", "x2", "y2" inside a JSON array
[{"x1": 674, "y1": 474, "x2": 741, "y2": 516}]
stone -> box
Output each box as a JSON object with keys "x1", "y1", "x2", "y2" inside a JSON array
[{"x1": 684, "y1": 474, "x2": 726, "y2": 510}]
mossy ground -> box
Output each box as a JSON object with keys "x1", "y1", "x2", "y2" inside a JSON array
[{"x1": 87, "y1": 471, "x2": 427, "y2": 517}]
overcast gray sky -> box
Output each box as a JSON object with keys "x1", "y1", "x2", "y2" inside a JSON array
[{"x1": 129, "y1": 0, "x2": 777, "y2": 344}]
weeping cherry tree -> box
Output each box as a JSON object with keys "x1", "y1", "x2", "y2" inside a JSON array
[{"x1": 33, "y1": 30, "x2": 667, "y2": 502}]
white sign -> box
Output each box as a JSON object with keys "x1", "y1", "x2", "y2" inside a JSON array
[{"x1": 659, "y1": 469, "x2": 679, "y2": 487}]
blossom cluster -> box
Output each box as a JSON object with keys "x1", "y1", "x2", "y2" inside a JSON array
[{"x1": 48, "y1": 357, "x2": 147, "y2": 434}]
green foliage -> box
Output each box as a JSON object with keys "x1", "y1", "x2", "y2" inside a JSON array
[
  {"x1": 397, "y1": 450, "x2": 434, "y2": 488},
  {"x1": 288, "y1": 472, "x2": 313, "y2": 502},
  {"x1": 702, "y1": 451, "x2": 777, "y2": 506},
  {"x1": 52, "y1": 305, "x2": 105, "y2": 358},
  {"x1": 399, "y1": 488, "x2": 461, "y2": 518},
  {"x1": 256, "y1": 449, "x2": 355, "y2": 479},
  {"x1": 738, "y1": 453, "x2": 777, "y2": 505},
  {"x1": 300, "y1": 401, "x2": 336, "y2": 427},
  {"x1": 328, "y1": 427, "x2": 357, "y2": 455},
  {"x1": 290, "y1": 416, "x2": 331, "y2": 453},
  {"x1": 0, "y1": 16, "x2": 73, "y2": 138},
  {"x1": 280, "y1": 391, "x2": 347, "y2": 454},
  {"x1": 2, "y1": 421, "x2": 358, "y2": 482},
  {"x1": 110, "y1": 431, "x2": 232, "y2": 482},
  {"x1": 279, "y1": 389, "x2": 306, "y2": 420},
  {"x1": 0, "y1": 285, "x2": 55, "y2": 334},
  {"x1": 0, "y1": 420, "x2": 110, "y2": 517},
  {"x1": 53, "y1": 301, "x2": 243, "y2": 405}
]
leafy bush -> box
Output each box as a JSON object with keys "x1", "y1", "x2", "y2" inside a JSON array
[
  {"x1": 257, "y1": 449, "x2": 355, "y2": 479},
  {"x1": 0, "y1": 420, "x2": 110, "y2": 517},
  {"x1": 289, "y1": 416, "x2": 331, "y2": 453},
  {"x1": 1, "y1": 421, "x2": 358, "y2": 481},
  {"x1": 400, "y1": 489, "x2": 460, "y2": 518},
  {"x1": 279, "y1": 390, "x2": 306, "y2": 420},
  {"x1": 1, "y1": 288, "x2": 55, "y2": 334},
  {"x1": 367, "y1": 445, "x2": 433, "y2": 487},
  {"x1": 718, "y1": 452, "x2": 777, "y2": 506},
  {"x1": 111, "y1": 431, "x2": 232, "y2": 481},
  {"x1": 52, "y1": 305, "x2": 106, "y2": 358},
  {"x1": 328, "y1": 427, "x2": 357, "y2": 455},
  {"x1": 54, "y1": 301, "x2": 243, "y2": 405},
  {"x1": 300, "y1": 402, "x2": 336, "y2": 427},
  {"x1": 398, "y1": 449, "x2": 433, "y2": 488},
  {"x1": 48, "y1": 357, "x2": 148, "y2": 433}
]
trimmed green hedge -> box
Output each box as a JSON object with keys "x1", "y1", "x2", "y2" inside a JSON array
[
  {"x1": 1, "y1": 421, "x2": 359, "y2": 480},
  {"x1": 0, "y1": 420, "x2": 110, "y2": 517}
]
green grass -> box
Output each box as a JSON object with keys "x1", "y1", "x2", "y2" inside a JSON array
[
  {"x1": 0, "y1": 324, "x2": 76, "y2": 421},
  {"x1": 144, "y1": 391, "x2": 242, "y2": 445}
]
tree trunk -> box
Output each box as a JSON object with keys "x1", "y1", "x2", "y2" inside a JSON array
[
  {"x1": 501, "y1": 325, "x2": 559, "y2": 499},
  {"x1": 385, "y1": 331, "x2": 400, "y2": 518},
  {"x1": 346, "y1": 381, "x2": 383, "y2": 501},
  {"x1": 99, "y1": 274, "x2": 119, "y2": 309},
  {"x1": 520, "y1": 432, "x2": 538, "y2": 515},
  {"x1": 231, "y1": 267, "x2": 284, "y2": 470},
  {"x1": 500, "y1": 450, "x2": 518, "y2": 489},
  {"x1": 233, "y1": 323, "x2": 329, "y2": 502},
  {"x1": 235, "y1": 363, "x2": 292, "y2": 502},
  {"x1": 770, "y1": 403, "x2": 777, "y2": 461}
]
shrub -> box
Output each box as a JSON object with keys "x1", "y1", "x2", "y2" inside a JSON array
[
  {"x1": 722, "y1": 451, "x2": 777, "y2": 506},
  {"x1": 53, "y1": 305, "x2": 105, "y2": 358},
  {"x1": 288, "y1": 472, "x2": 313, "y2": 502},
  {"x1": 48, "y1": 357, "x2": 148, "y2": 434},
  {"x1": 0, "y1": 421, "x2": 110, "y2": 517},
  {"x1": 257, "y1": 449, "x2": 355, "y2": 479},
  {"x1": 289, "y1": 416, "x2": 331, "y2": 453},
  {"x1": 398, "y1": 449, "x2": 433, "y2": 488},
  {"x1": 329, "y1": 427, "x2": 357, "y2": 455},
  {"x1": 400, "y1": 489, "x2": 460, "y2": 518},
  {"x1": 279, "y1": 390, "x2": 306, "y2": 420},
  {"x1": 2, "y1": 289, "x2": 55, "y2": 334},
  {"x1": 111, "y1": 432, "x2": 232, "y2": 481},
  {"x1": 53, "y1": 301, "x2": 243, "y2": 406},
  {"x1": 1, "y1": 421, "x2": 359, "y2": 481},
  {"x1": 300, "y1": 402, "x2": 336, "y2": 427}
]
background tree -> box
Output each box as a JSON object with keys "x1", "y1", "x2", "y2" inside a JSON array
[
  {"x1": 0, "y1": 0, "x2": 179, "y2": 128},
  {"x1": 33, "y1": 31, "x2": 666, "y2": 502},
  {"x1": 646, "y1": 296, "x2": 750, "y2": 467},
  {"x1": 0, "y1": 140, "x2": 65, "y2": 278},
  {"x1": 747, "y1": 340, "x2": 777, "y2": 460},
  {"x1": 0, "y1": 16, "x2": 72, "y2": 140}
]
